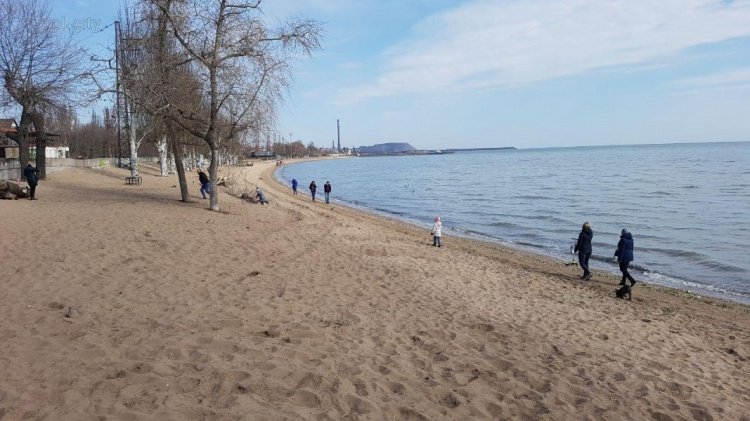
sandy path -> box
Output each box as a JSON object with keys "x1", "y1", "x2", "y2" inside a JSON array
[{"x1": 0, "y1": 161, "x2": 748, "y2": 420}]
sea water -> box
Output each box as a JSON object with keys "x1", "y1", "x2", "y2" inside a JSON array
[{"x1": 277, "y1": 142, "x2": 750, "y2": 304}]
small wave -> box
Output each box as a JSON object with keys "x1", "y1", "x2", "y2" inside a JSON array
[
  {"x1": 644, "y1": 271, "x2": 750, "y2": 299},
  {"x1": 638, "y1": 247, "x2": 703, "y2": 259},
  {"x1": 373, "y1": 207, "x2": 405, "y2": 216},
  {"x1": 515, "y1": 195, "x2": 553, "y2": 200},
  {"x1": 511, "y1": 241, "x2": 545, "y2": 249},
  {"x1": 516, "y1": 232, "x2": 546, "y2": 241},
  {"x1": 489, "y1": 221, "x2": 525, "y2": 229},
  {"x1": 648, "y1": 191, "x2": 675, "y2": 196},
  {"x1": 695, "y1": 260, "x2": 747, "y2": 273},
  {"x1": 523, "y1": 215, "x2": 570, "y2": 224}
]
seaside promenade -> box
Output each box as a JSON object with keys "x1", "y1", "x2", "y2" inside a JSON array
[{"x1": 0, "y1": 161, "x2": 748, "y2": 420}]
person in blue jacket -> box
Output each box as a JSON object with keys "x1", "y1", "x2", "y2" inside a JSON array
[
  {"x1": 23, "y1": 161, "x2": 39, "y2": 200},
  {"x1": 292, "y1": 178, "x2": 298, "y2": 195},
  {"x1": 574, "y1": 222, "x2": 593, "y2": 280},
  {"x1": 615, "y1": 228, "x2": 636, "y2": 287}
]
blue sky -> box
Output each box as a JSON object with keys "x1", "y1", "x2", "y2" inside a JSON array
[{"x1": 53, "y1": 0, "x2": 750, "y2": 149}]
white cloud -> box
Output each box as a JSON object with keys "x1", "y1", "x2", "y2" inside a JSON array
[
  {"x1": 336, "y1": 0, "x2": 750, "y2": 103},
  {"x1": 675, "y1": 67, "x2": 750, "y2": 88}
]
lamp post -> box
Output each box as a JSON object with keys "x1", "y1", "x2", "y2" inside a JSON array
[{"x1": 287, "y1": 133, "x2": 292, "y2": 158}]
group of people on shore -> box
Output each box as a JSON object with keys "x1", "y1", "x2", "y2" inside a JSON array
[
  {"x1": 427, "y1": 216, "x2": 637, "y2": 286},
  {"x1": 291, "y1": 178, "x2": 332, "y2": 204},
  {"x1": 574, "y1": 222, "x2": 637, "y2": 287}
]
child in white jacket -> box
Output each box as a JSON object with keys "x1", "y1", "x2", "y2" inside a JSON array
[{"x1": 431, "y1": 216, "x2": 443, "y2": 247}]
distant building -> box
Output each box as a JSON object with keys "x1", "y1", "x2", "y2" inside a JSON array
[
  {"x1": 0, "y1": 118, "x2": 65, "y2": 158},
  {"x1": 0, "y1": 119, "x2": 18, "y2": 158},
  {"x1": 250, "y1": 151, "x2": 276, "y2": 159}
]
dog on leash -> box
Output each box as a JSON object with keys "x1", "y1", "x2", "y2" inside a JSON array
[{"x1": 615, "y1": 284, "x2": 632, "y2": 300}]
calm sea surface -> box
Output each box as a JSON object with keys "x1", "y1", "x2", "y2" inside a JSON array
[{"x1": 277, "y1": 143, "x2": 750, "y2": 304}]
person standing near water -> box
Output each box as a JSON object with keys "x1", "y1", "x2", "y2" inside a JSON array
[
  {"x1": 615, "y1": 228, "x2": 636, "y2": 287},
  {"x1": 431, "y1": 216, "x2": 443, "y2": 247},
  {"x1": 574, "y1": 222, "x2": 593, "y2": 280},
  {"x1": 292, "y1": 178, "x2": 298, "y2": 195},
  {"x1": 309, "y1": 181, "x2": 317, "y2": 201},
  {"x1": 324, "y1": 181, "x2": 332, "y2": 204},
  {"x1": 23, "y1": 161, "x2": 39, "y2": 200},
  {"x1": 197, "y1": 168, "x2": 210, "y2": 199}
]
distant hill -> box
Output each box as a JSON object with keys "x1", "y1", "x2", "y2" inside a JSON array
[
  {"x1": 357, "y1": 142, "x2": 417, "y2": 154},
  {"x1": 445, "y1": 147, "x2": 516, "y2": 152}
]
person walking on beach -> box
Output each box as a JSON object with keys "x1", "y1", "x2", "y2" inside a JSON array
[
  {"x1": 575, "y1": 222, "x2": 594, "y2": 280},
  {"x1": 309, "y1": 180, "x2": 317, "y2": 201},
  {"x1": 324, "y1": 181, "x2": 332, "y2": 204},
  {"x1": 197, "y1": 168, "x2": 211, "y2": 199},
  {"x1": 615, "y1": 228, "x2": 636, "y2": 287},
  {"x1": 292, "y1": 178, "x2": 298, "y2": 195},
  {"x1": 431, "y1": 216, "x2": 443, "y2": 247},
  {"x1": 23, "y1": 161, "x2": 39, "y2": 200}
]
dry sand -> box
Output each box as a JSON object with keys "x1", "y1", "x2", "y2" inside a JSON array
[{"x1": 1, "y1": 160, "x2": 748, "y2": 421}]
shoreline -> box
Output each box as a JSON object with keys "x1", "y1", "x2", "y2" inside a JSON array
[
  {"x1": 1, "y1": 162, "x2": 748, "y2": 420},
  {"x1": 272, "y1": 160, "x2": 750, "y2": 307}
]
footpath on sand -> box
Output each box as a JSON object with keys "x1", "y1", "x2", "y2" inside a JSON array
[{"x1": 0, "y1": 161, "x2": 747, "y2": 420}]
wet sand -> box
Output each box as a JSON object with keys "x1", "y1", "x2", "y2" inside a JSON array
[{"x1": 0, "y1": 160, "x2": 748, "y2": 420}]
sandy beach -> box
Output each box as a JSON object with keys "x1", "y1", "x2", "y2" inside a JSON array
[{"x1": 1, "y1": 161, "x2": 748, "y2": 421}]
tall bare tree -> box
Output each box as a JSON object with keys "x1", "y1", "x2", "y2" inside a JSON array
[
  {"x1": 0, "y1": 0, "x2": 87, "y2": 179},
  {"x1": 152, "y1": 0, "x2": 321, "y2": 211}
]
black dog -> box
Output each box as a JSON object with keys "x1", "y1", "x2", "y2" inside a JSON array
[{"x1": 615, "y1": 284, "x2": 632, "y2": 300}]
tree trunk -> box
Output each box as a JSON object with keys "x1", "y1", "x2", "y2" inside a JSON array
[
  {"x1": 169, "y1": 131, "x2": 190, "y2": 202},
  {"x1": 157, "y1": 135, "x2": 168, "y2": 176},
  {"x1": 28, "y1": 109, "x2": 47, "y2": 180},
  {"x1": 17, "y1": 108, "x2": 32, "y2": 181},
  {"x1": 128, "y1": 124, "x2": 139, "y2": 177},
  {"x1": 208, "y1": 145, "x2": 219, "y2": 211},
  {"x1": 0, "y1": 180, "x2": 29, "y2": 198}
]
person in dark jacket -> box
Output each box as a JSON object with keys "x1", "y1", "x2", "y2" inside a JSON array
[
  {"x1": 309, "y1": 181, "x2": 317, "y2": 201},
  {"x1": 574, "y1": 222, "x2": 593, "y2": 280},
  {"x1": 292, "y1": 178, "x2": 298, "y2": 195},
  {"x1": 615, "y1": 228, "x2": 636, "y2": 287},
  {"x1": 23, "y1": 161, "x2": 39, "y2": 200},
  {"x1": 324, "y1": 181, "x2": 332, "y2": 204},
  {"x1": 197, "y1": 168, "x2": 210, "y2": 199},
  {"x1": 255, "y1": 187, "x2": 268, "y2": 205}
]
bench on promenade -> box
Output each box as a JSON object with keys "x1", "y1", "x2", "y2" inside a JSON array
[{"x1": 125, "y1": 176, "x2": 142, "y2": 186}]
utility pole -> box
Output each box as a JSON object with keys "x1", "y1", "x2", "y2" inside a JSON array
[
  {"x1": 288, "y1": 132, "x2": 292, "y2": 158},
  {"x1": 337, "y1": 119, "x2": 341, "y2": 152}
]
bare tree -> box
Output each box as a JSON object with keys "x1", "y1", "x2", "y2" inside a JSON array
[
  {"x1": 152, "y1": 0, "x2": 321, "y2": 211},
  {"x1": 0, "y1": 0, "x2": 87, "y2": 179}
]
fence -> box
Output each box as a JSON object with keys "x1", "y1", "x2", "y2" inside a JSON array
[{"x1": 0, "y1": 157, "x2": 160, "y2": 180}]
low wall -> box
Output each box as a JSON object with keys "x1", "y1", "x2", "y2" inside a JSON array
[{"x1": 0, "y1": 157, "x2": 160, "y2": 180}]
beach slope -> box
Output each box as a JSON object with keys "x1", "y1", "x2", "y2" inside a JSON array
[{"x1": 0, "y1": 162, "x2": 748, "y2": 420}]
